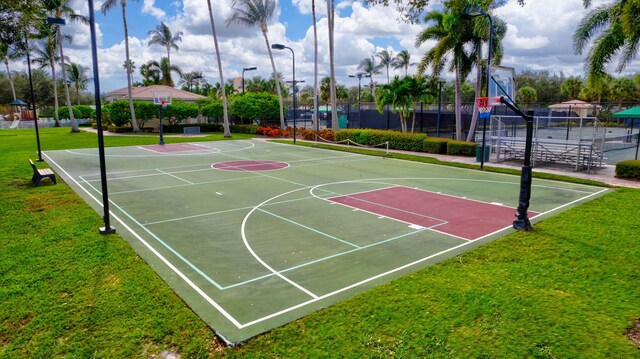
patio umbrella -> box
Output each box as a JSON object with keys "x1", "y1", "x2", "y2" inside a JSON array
[
  {"x1": 9, "y1": 99, "x2": 28, "y2": 106},
  {"x1": 612, "y1": 107, "x2": 640, "y2": 159}
]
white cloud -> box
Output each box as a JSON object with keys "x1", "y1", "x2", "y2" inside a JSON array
[{"x1": 142, "y1": 0, "x2": 167, "y2": 20}]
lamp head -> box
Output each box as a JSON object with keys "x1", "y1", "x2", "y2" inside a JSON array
[
  {"x1": 271, "y1": 44, "x2": 285, "y2": 50},
  {"x1": 243, "y1": 66, "x2": 257, "y2": 71},
  {"x1": 465, "y1": 5, "x2": 485, "y2": 16}
]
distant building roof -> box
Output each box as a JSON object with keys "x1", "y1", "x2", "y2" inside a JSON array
[{"x1": 105, "y1": 85, "x2": 206, "y2": 103}]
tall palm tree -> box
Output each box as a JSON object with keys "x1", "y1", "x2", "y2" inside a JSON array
[
  {"x1": 227, "y1": 0, "x2": 285, "y2": 129},
  {"x1": 392, "y1": 50, "x2": 412, "y2": 77},
  {"x1": 0, "y1": 42, "x2": 17, "y2": 101},
  {"x1": 574, "y1": 0, "x2": 640, "y2": 79},
  {"x1": 42, "y1": 0, "x2": 88, "y2": 133},
  {"x1": 376, "y1": 49, "x2": 393, "y2": 83},
  {"x1": 179, "y1": 70, "x2": 204, "y2": 92},
  {"x1": 31, "y1": 27, "x2": 63, "y2": 127},
  {"x1": 66, "y1": 62, "x2": 88, "y2": 105},
  {"x1": 147, "y1": 22, "x2": 183, "y2": 68},
  {"x1": 146, "y1": 57, "x2": 182, "y2": 87},
  {"x1": 101, "y1": 0, "x2": 140, "y2": 132},
  {"x1": 311, "y1": 0, "x2": 319, "y2": 133},
  {"x1": 207, "y1": 0, "x2": 231, "y2": 137},
  {"x1": 139, "y1": 63, "x2": 160, "y2": 86},
  {"x1": 376, "y1": 76, "x2": 413, "y2": 132},
  {"x1": 610, "y1": 77, "x2": 636, "y2": 110},
  {"x1": 416, "y1": 8, "x2": 475, "y2": 140},
  {"x1": 358, "y1": 56, "x2": 382, "y2": 98},
  {"x1": 326, "y1": 0, "x2": 338, "y2": 131}
]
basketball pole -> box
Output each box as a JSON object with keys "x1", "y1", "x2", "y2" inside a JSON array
[
  {"x1": 499, "y1": 96, "x2": 535, "y2": 231},
  {"x1": 159, "y1": 102, "x2": 165, "y2": 145}
]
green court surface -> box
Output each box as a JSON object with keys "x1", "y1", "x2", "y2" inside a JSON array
[{"x1": 44, "y1": 139, "x2": 609, "y2": 344}]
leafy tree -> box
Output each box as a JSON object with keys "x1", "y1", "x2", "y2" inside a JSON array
[
  {"x1": 230, "y1": 92, "x2": 279, "y2": 125},
  {"x1": 163, "y1": 100, "x2": 198, "y2": 126},
  {"x1": 101, "y1": 0, "x2": 141, "y2": 132},
  {"x1": 609, "y1": 77, "x2": 637, "y2": 110},
  {"x1": 147, "y1": 22, "x2": 183, "y2": 69},
  {"x1": 574, "y1": 0, "x2": 640, "y2": 79},
  {"x1": 515, "y1": 70, "x2": 563, "y2": 104},
  {"x1": 375, "y1": 76, "x2": 415, "y2": 133},
  {"x1": 227, "y1": 0, "x2": 285, "y2": 129},
  {"x1": 517, "y1": 85, "x2": 537, "y2": 105},
  {"x1": 377, "y1": 49, "x2": 394, "y2": 83},
  {"x1": 561, "y1": 76, "x2": 583, "y2": 100}
]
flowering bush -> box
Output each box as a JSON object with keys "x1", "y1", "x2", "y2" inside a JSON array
[{"x1": 255, "y1": 126, "x2": 334, "y2": 141}]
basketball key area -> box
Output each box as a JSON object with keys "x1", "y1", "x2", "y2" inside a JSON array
[{"x1": 43, "y1": 139, "x2": 608, "y2": 344}]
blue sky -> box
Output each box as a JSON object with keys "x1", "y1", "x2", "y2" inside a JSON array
[{"x1": 45, "y1": 0, "x2": 639, "y2": 93}]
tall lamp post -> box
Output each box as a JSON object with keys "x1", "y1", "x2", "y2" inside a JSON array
[
  {"x1": 88, "y1": 0, "x2": 116, "y2": 234},
  {"x1": 466, "y1": 5, "x2": 493, "y2": 170},
  {"x1": 436, "y1": 79, "x2": 445, "y2": 138},
  {"x1": 23, "y1": 32, "x2": 43, "y2": 162},
  {"x1": 272, "y1": 43, "x2": 297, "y2": 144},
  {"x1": 349, "y1": 73, "x2": 370, "y2": 126},
  {"x1": 242, "y1": 66, "x2": 257, "y2": 94}
]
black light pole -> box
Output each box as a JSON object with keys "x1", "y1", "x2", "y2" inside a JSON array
[
  {"x1": 242, "y1": 66, "x2": 257, "y2": 94},
  {"x1": 272, "y1": 43, "x2": 297, "y2": 144},
  {"x1": 23, "y1": 32, "x2": 43, "y2": 162},
  {"x1": 349, "y1": 73, "x2": 370, "y2": 126},
  {"x1": 88, "y1": 0, "x2": 115, "y2": 234},
  {"x1": 466, "y1": 5, "x2": 493, "y2": 170}
]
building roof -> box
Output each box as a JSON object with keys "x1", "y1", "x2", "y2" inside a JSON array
[
  {"x1": 548, "y1": 100, "x2": 601, "y2": 109},
  {"x1": 105, "y1": 85, "x2": 206, "y2": 102}
]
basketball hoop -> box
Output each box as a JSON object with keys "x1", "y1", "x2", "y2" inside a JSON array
[{"x1": 475, "y1": 97, "x2": 493, "y2": 119}]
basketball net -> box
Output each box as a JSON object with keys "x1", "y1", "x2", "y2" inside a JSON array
[{"x1": 475, "y1": 97, "x2": 492, "y2": 119}]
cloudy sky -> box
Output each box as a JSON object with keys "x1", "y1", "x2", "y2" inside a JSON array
[{"x1": 25, "y1": 0, "x2": 639, "y2": 93}]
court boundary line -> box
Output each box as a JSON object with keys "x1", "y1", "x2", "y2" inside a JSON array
[{"x1": 42, "y1": 141, "x2": 612, "y2": 332}]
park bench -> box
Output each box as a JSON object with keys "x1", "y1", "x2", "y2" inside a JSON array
[{"x1": 29, "y1": 159, "x2": 56, "y2": 186}]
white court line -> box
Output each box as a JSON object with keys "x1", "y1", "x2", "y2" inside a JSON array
[
  {"x1": 156, "y1": 168, "x2": 194, "y2": 185},
  {"x1": 43, "y1": 153, "x2": 243, "y2": 329},
  {"x1": 257, "y1": 208, "x2": 361, "y2": 248},
  {"x1": 110, "y1": 175, "x2": 260, "y2": 195}
]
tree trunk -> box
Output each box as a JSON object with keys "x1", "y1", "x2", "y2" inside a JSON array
[
  {"x1": 328, "y1": 0, "x2": 339, "y2": 131},
  {"x1": 206, "y1": 0, "x2": 231, "y2": 137},
  {"x1": 411, "y1": 102, "x2": 417, "y2": 133},
  {"x1": 455, "y1": 66, "x2": 462, "y2": 140},
  {"x1": 465, "y1": 65, "x2": 483, "y2": 142},
  {"x1": 122, "y1": 3, "x2": 140, "y2": 132},
  {"x1": 50, "y1": 57, "x2": 60, "y2": 127},
  {"x1": 263, "y1": 30, "x2": 285, "y2": 129},
  {"x1": 312, "y1": 0, "x2": 319, "y2": 136},
  {"x1": 4, "y1": 60, "x2": 16, "y2": 101},
  {"x1": 57, "y1": 28, "x2": 78, "y2": 133}
]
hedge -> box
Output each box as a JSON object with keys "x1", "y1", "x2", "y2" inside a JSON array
[
  {"x1": 229, "y1": 124, "x2": 258, "y2": 134},
  {"x1": 58, "y1": 106, "x2": 82, "y2": 120},
  {"x1": 107, "y1": 125, "x2": 133, "y2": 133},
  {"x1": 446, "y1": 140, "x2": 476, "y2": 156},
  {"x1": 423, "y1": 137, "x2": 450, "y2": 154},
  {"x1": 335, "y1": 129, "x2": 427, "y2": 152},
  {"x1": 162, "y1": 123, "x2": 224, "y2": 133},
  {"x1": 615, "y1": 160, "x2": 640, "y2": 179}
]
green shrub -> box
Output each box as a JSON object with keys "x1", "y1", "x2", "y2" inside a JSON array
[
  {"x1": 107, "y1": 125, "x2": 133, "y2": 133},
  {"x1": 229, "y1": 92, "x2": 280, "y2": 125},
  {"x1": 229, "y1": 124, "x2": 258, "y2": 134},
  {"x1": 163, "y1": 100, "x2": 199, "y2": 126},
  {"x1": 106, "y1": 101, "x2": 132, "y2": 127},
  {"x1": 423, "y1": 137, "x2": 450, "y2": 154},
  {"x1": 335, "y1": 129, "x2": 427, "y2": 152},
  {"x1": 615, "y1": 160, "x2": 640, "y2": 179},
  {"x1": 446, "y1": 140, "x2": 476, "y2": 156},
  {"x1": 58, "y1": 106, "x2": 82, "y2": 120},
  {"x1": 134, "y1": 101, "x2": 159, "y2": 128},
  {"x1": 200, "y1": 100, "x2": 224, "y2": 120},
  {"x1": 74, "y1": 105, "x2": 94, "y2": 119}
]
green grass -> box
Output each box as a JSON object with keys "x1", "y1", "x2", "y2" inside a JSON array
[{"x1": 1, "y1": 128, "x2": 638, "y2": 357}]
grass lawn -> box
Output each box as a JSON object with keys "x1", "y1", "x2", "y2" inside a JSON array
[{"x1": 1, "y1": 128, "x2": 638, "y2": 357}]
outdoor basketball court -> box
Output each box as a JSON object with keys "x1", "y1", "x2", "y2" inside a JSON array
[{"x1": 43, "y1": 139, "x2": 608, "y2": 343}]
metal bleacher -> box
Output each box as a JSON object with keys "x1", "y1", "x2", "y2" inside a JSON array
[{"x1": 487, "y1": 115, "x2": 605, "y2": 172}]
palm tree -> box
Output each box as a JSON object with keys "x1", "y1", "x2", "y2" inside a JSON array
[
  {"x1": 139, "y1": 63, "x2": 159, "y2": 86},
  {"x1": 146, "y1": 57, "x2": 182, "y2": 87},
  {"x1": 147, "y1": 22, "x2": 183, "y2": 68},
  {"x1": 392, "y1": 50, "x2": 412, "y2": 77},
  {"x1": 610, "y1": 77, "x2": 637, "y2": 110},
  {"x1": 31, "y1": 31, "x2": 62, "y2": 127},
  {"x1": 311, "y1": 0, "x2": 319, "y2": 133},
  {"x1": 179, "y1": 70, "x2": 204, "y2": 92},
  {"x1": 227, "y1": 0, "x2": 285, "y2": 129},
  {"x1": 407, "y1": 76, "x2": 434, "y2": 133},
  {"x1": 42, "y1": 0, "x2": 88, "y2": 133},
  {"x1": 326, "y1": 0, "x2": 338, "y2": 131},
  {"x1": 376, "y1": 49, "x2": 394, "y2": 83},
  {"x1": 574, "y1": 0, "x2": 640, "y2": 79},
  {"x1": 66, "y1": 62, "x2": 88, "y2": 105},
  {"x1": 207, "y1": 0, "x2": 231, "y2": 137},
  {"x1": 416, "y1": 8, "x2": 475, "y2": 140},
  {"x1": 101, "y1": 0, "x2": 140, "y2": 132},
  {"x1": 561, "y1": 77, "x2": 583, "y2": 100},
  {"x1": 376, "y1": 76, "x2": 413, "y2": 132},
  {"x1": 358, "y1": 56, "x2": 382, "y2": 98},
  {"x1": 0, "y1": 42, "x2": 17, "y2": 101}
]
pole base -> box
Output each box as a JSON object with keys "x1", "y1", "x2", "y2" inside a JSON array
[
  {"x1": 512, "y1": 217, "x2": 532, "y2": 231},
  {"x1": 99, "y1": 226, "x2": 116, "y2": 234}
]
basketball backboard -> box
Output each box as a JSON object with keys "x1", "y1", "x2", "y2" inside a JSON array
[
  {"x1": 153, "y1": 92, "x2": 172, "y2": 106},
  {"x1": 489, "y1": 65, "x2": 516, "y2": 105}
]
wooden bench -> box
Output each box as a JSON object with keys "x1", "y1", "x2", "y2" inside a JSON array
[{"x1": 29, "y1": 159, "x2": 56, "y2": 186}]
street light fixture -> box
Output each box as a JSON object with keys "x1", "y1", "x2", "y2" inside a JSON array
[
  {"x1": 88, "y1": 0, "x2": 116, "y2": 234},
  {"x1": 242, "y1": 66, "x2": 257, "y2": 94},
  {"x1": 465, "y1": 5, "x2": 493, "y2": 170},
  {"x1": 349, "y1": 73, "x2": 370, "y2": 126},
  {"x1": 271, "y1": 43, "x2": 297, "y2": 144}
]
